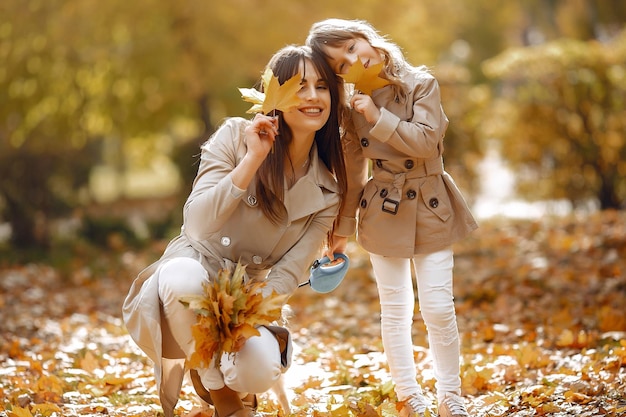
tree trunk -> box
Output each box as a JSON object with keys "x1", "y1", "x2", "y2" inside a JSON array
[
  {"x1": 4, "y1": 197, "x2": 49, "y2": 249},
  {"x1": 598, "y1": 173, "x2": 621, "y2": 210}
]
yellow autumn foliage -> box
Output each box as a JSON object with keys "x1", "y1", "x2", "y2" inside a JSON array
[
  {"x1": 340, "y1": 58, "x2": 390, "y2": 96},
  {"x1": 239, "y1": 68, "x2": 303, "y2": 114}
]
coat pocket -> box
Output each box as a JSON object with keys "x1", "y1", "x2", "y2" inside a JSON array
[{"x1": 420, "y1": 176, "x2": 451, "y2": 222}]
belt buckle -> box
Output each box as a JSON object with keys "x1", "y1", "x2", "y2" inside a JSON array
[{"x1": 382, "y1": 198, "x2": 399, "y2": 215}]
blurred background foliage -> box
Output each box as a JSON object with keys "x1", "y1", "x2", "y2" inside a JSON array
[{"x1": 0, "y1": 0, "x2": 625, "y2": 254}]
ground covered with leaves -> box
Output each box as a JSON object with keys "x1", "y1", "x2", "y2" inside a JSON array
[{"x1": 1, "y1": 211, "x2": 625, "y2": 416}]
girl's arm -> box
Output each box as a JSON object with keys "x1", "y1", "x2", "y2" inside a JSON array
[
  {"x1": 333, "y1": 119, "x2": 369, "y2": 239},
  {"x1": 369, "y1": 72, "x2": 448, "y2": 159}
]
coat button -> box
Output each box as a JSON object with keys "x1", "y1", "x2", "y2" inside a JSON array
[
  {"x1": 247, "y1": 195, "x2": 257, "y2": 206},
  {"x1": 404, "y1": 159, "x2": 414, "y2": 169},
  {"x1": 376, "y1": 159, "x2": 383, "y2": 168},
  {"x1": 220, "y1": 236, "x2": 231, "y2": 247},
  {"x1": 406, "y1": 190, "x2": 416, "y2": 199},
  {"x1": 429, "y1": 198, "x2": 439, "y2": 208},
  {"x1": 252, "y1": 255, "x2": 262, "y2": 264},
  {"x1": 360, "y1": 199, "x2": 367, "y2": 208},
  {"x1": 380, "y1": 189, "x2": 388, "y2": 198},
  {"x1": 360, "y1": 138, "x2": 369, "y2": 147}
]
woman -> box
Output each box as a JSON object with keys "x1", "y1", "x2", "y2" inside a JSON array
[
  {"x1": 307, "y1": 19, "x2": 477, "y2": 417},
  {"x1": 122, "y1": 45, "x2": 346, "y2": 417}
]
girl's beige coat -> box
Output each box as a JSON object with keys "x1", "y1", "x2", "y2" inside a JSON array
[{"x1": 335, "y1": 68, "x2": 477, "y2": 257}]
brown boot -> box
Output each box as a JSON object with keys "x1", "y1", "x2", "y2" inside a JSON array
[
  {"x1": 223, "y1": 409, "x2": 254, "y2": 417},
  {"x1": 182, "y1": 409, "x2": 212, "y2": 417},
  {"x1": 208, "y1": 386, "x2": 245, "y2": 417},
  {"x1": 190, "y1": 369, "x2": 257, "y2": 417},
  {"x1": 240, "y1": 393, "x2": 258, "y2": 410},
  {"x1": 190, "y1": 369, "x2": 215, "y2": 407}
]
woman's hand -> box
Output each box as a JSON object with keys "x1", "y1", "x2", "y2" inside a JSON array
[
  {"x1": 244, "y1": 113, "x2": 279, "y2": 162},
  {"x1": 232, "y1": 114, "x2": 279, "y2": 190},
  {"x1": 350, "y1": 93, "x2": 380, "y2": 125}
]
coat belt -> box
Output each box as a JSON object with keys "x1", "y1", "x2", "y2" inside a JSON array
[
  {"x1": 372, "y1": 157, "x2": 443, "y2": 198},
  {"x1": 373, "y1": 157, "x2": 443, "y2": 180}
]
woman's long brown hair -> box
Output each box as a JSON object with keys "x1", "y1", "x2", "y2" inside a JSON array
[{"x1": 255, "y1": 45, "x2": 347, "y2": 225}]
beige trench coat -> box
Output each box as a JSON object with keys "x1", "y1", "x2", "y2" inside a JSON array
[
  {"x1": 334, "y1": 67, "x2": 477, "y2": 257},
  {"x1": 122, "y1": 117, "x2": 341, "y2": 413}
]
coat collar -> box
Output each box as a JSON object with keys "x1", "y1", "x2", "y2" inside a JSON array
[
  {"x1": 244, "y1": 141, "x2": 340, "y2": 222},
  {"x1": 286, "y1": 142, "x2": 339, "y2": 221},
  {"x1": 307, "y1": 141, "x2": 340, "y2": 193}
]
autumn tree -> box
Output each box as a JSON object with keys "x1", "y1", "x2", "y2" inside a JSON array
[
  {"x1": 0, "y1": 0, "x2": 198, "y2": 248},
  {"x1": 0, "y1": 0, "x2": 364, "y2": 249},
  {"x1": 482, "y1": 31, "x2": 626, "y2": 209},
  {"x1": 4, "y1": 0, "x2": 584, "y2": 249}
]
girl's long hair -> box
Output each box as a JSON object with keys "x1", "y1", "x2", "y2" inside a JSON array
[
  {"x1": 306, "y1": 18, "x2": 415, "y2": 102},
  {"x1": 255, "y1": 45, "x2": 347, "y2": 225}
]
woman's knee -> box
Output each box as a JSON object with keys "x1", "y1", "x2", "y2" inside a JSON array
[
  {"x1": 221, "y1": 326, "x2": 283, "y2": 393},
  {"x1": 157, "y1": 258, "x2": 208, "y2": 301}
]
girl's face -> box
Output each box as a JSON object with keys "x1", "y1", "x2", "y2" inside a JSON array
[
  {"x1": 322, "y1": 37, "x2": 382, "y2": 74},
  {"x1": 282, "y1": 59, "x2": 331, "y2": 138}
]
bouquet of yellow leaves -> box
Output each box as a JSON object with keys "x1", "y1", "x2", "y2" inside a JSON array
[{"x1": 179, "y1": 262, "x2": 288, "y2": 369}]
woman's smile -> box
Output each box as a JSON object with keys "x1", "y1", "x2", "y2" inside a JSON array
[
  {"x1": 299, "y1": 106, "x2": 324, "y2": 115},
  {"x1": 282, "y1": 59, "x2": 331, "y2": 135}
]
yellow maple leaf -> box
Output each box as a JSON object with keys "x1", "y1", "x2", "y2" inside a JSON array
[
  {"x1": 340, "y1": 57, "x2": 390, "y2": 95},
  {"x1": 8, "y1": 407, "x2": 34, "y2": 417},
  {"x1": 239, "y1": 68, "x2": 302, "y2": 114},
  {"x1": 79, "y1": 351, "x2": 99, "y2": 373},
  {"x1": 180, "y1": 261, "x2": 288, "y2": 369},
  {"x1": 31, "y1": 404, "x2": 63, "y2": 415}
]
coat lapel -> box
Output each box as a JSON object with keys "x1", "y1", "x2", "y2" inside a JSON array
[
  {"x1": 286, "y1": 147, "x2": 339, "y2": 222},
  {"x1": 241, "y1": 143, "x2": 339, "y2": 223}
]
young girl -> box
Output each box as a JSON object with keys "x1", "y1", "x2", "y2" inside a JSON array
[
  {"x1": 307, "y1": 19, "x2": 477, "y2": 417},
  {"x1": 122, "y1": 45, "x2": 346, "y2": 417}
]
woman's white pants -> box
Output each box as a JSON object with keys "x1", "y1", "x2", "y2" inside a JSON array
[{"x1": 156, "y1": 257, "x2": 283, "y2": 394}]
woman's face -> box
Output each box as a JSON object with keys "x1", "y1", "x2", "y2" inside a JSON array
[
  {"x1": 322, "y1": 37, "x2": 382, "y2": 74},
  {"x1": 282, "y1": 59, "x2": 331, "y2": 137}
]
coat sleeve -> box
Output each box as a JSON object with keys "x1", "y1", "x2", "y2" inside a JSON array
[
  {"x1": 262, "y1": 197, "x2": 340, "y2": 297},
  {"x1": 333, "y1": 119, "x2": 369, "y2": 237},
  {"x1": 369, "y1": 71, "x2": 448, "y2": 159},
  {"x1": 183, "y1": 119, "x2": 248, "y2": 241}
]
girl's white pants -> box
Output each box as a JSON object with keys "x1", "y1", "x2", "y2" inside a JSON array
[{"x1": 369, "y1": 247, "x2": 461, "y2": 402}]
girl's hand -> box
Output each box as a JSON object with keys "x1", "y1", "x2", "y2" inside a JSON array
[
  {"x1": 245, "y1": 113, "x2": 279, "y2": 162},
  {"x1": 350, "y1": 93, "x2": 380, "y2": 124},
  {"x1": 324, "y1": 235, "x2": 348, "y2": 260}
]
